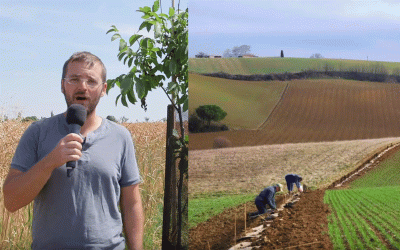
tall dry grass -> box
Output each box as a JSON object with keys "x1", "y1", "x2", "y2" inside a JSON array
[{"x1": 0, "y1": 119, "x2": 167, "y2": 249}]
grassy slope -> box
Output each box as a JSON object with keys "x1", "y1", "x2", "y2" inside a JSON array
[
  {"x1": 189, "y1": 73, "x2": 287, "y2": 129},
  {"x1": 189, "y1": 57, "x2": 400, "y2": 75},
  {"x1": 189, "y1": 193, "x2": 255, "y2": 228},
  {"x1": 324, "y1": 149, "x2": 400, "y2": 249}
]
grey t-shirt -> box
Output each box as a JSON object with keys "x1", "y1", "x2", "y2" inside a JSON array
[{"x1": 11, "y1": 113, "x2": 141, "y2": 249}]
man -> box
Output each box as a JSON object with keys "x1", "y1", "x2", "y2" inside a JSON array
[
  {"x1": 285, "y1": 174, "x2": 303, "y2": 195},
  {"x1": 249, "y1": 183, "x2": 283, "y2": 218},
  {"x1": 3, "y1": 52, "x2": 144, "y2": 250}
]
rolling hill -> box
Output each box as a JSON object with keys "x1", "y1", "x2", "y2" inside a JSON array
[{"x1": 190, "y1": 77, "x2": 400, "y2": 150}]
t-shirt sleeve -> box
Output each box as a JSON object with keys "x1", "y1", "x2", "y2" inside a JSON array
[
  {"x1": 11, "y1": 122, "x2": 39, "y2": 172},
  {"x1": 119, "y1": 129, "x2": 142, "y2": 187}
]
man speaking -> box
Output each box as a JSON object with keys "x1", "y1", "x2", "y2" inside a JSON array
[{"x1": 3, "y1": 52, "x2": 144, "y2": 249}]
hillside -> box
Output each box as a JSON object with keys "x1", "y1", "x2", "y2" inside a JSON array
[
  {"x1": 189, "y1": 57, "x2": 400, "y2": 75},
  {"x1": 190, "y1": 79, "x2": 400, "y2": 150},
  {"x1": 189, "y1": 73, "x2": 287, "y2": 129}
]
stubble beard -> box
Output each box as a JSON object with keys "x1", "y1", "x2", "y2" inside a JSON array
[{"x1": 63, "y1": 86, "x2": 102, "y2": 117}]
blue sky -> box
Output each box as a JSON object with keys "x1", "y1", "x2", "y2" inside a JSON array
[
  {"x1": 189, "y1": 0, "x2": 400, "y2": 62},
  {"x1": 0, "y1": 0, "x2": 188, "y2": 122}
]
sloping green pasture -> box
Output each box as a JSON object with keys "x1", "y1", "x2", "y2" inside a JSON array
[
  {"x1": 324, "y1": 149, "x2": 400, "y2": 249},
  {"x1": 189, "y1": 73, "x2": 287, "y2": 129},
  {"x1": 189, "y1": 57, "x2": 400, "y2": 75}
]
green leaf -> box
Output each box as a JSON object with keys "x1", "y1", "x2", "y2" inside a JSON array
[
  {"x1": 183, "y1": 97, "x2": 188, "y2": 112},
  {"x1": 139, "y1": 6, "x2": 151, "y2": 13},
  {"x1": 106, "y1": 28, "x2": 115, "y2": 34},
  {"x1": 115, "y1": 94, "x2": 122, "y2": 106},
  {"x1": 123, "y1": 56, "x2": 129, "y2": 65},
  {"x1": 121, "y1": 94, "x2": 128, "y2": 107},
  {"x1": 118, "y1": 52, "x2": 126, "y2": 61},
  {"x1": 119, "y1": 39, "x2": 127, "y2": 51},
  {"x1": 146, "y1": 22, "x2": 152, "y2": 32},
  {"x1": 111, "y1": 33, "x2": 121, "y2": 41},
  {"x1": 147, "y1": 39, "x2": 153, "y2": 49},
  {"x1": 106, "y1": 79, "x2": 115, "y2": 94},
  {"x1": 127, "y1": 89, "x2": 137, "y2": 104},
  {"x1": 129, "y1": 34, "x2": 142, "y2": 46},
  {"x1": 184, "y1": 134, "x2": 189, "y2": 144},
  {"x1": 106, "y1": 25, "x2": 119, "y2": 34},
  {"x1": 128, "y1": 57, "x2": 134, "y2": 68},
  {"x1": 168, "y1": 81, "x2": 177, "y2": 91},
  {"x1": 120, "y1": 75, "x2": 132, "y2": 94},
  {"x1": 136, "y1": 78, "x2": 146, "y2": 99},
  {"x1": 139, "y1": 21, "x2": 148, "y2": 31},
  {"x1": 154, "y1": 22, "x2": 162, "y2": 38},
  {"x1": 169, "y1": 7, "x2": 175, "y2": 17},
  {"x1": 169, "y1": 60, "x2": 177, "y2": 75},
  {"x1": 152, "y1": 0, "x2": 160, "y2": 12}
]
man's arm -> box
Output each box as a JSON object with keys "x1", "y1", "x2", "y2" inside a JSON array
[
  {"x1": 121, "y1": 184, "x2": 144, "y2": 250},
  {"x1": 3, "y1": 133, "x2": 83, "y2": 213}
]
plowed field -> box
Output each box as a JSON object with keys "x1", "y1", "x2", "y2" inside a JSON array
[
  {"x1": 190, "y1": 79, "x2": 400, "y2": 150},
  {"x1": 189, "y1": 142, "x2": 400, "y2": 250}
]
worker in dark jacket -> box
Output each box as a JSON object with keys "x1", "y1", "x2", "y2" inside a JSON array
[
  {"x1": 285, "y1": 174, "x2": 303, "y2": 195},
  {"x1": 249, "y1": 183, "x2": 283, "y2": 218}
]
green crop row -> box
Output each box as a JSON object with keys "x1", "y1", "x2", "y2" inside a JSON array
[
  {"x1": 325, "y1": 186, "x2": 400, "y2": 249},
  {"x1": 350, "y1": 149, "x2": 400, "y2": 189}
]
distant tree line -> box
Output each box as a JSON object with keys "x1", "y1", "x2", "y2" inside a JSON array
[
  {"x1": 194, "y1": 45, "x2": 253, "y2": 58},
  {"x1": 201, "y1": 62, "x2": 400, "y2": 83}
]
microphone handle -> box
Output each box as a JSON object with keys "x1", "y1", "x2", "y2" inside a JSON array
[{"x1": 66, "y1": 124, "x2": 82, "y2": 177}]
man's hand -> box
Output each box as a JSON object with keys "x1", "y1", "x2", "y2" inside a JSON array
[{"x1": 47, "y1": 133, "x2": 84, "y2": 170}]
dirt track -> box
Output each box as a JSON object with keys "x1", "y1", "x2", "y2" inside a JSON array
[{"x1": 189, "y1": 143, "x2": 400, "y2": 249}]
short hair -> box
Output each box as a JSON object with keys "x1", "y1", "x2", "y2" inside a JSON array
[{"x1": 62, "y1": 51, "x2": 107, "y2": 83}]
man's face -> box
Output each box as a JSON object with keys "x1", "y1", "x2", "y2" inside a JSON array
[{"x1": 62, "y1": 61, "x2": 107, "y2": 116}]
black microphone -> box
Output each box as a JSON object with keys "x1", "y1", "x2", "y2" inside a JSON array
[{"x1": 65, "y1": 104, "x2": 87, "y2": 177}]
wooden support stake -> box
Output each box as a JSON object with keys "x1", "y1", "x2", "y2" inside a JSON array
[
  {"x1": 234, "y1": 213, "x2": 237, "y2": 245},
  {"x1": 244, "y1": 203, "x2": 247, "y2": 233}
]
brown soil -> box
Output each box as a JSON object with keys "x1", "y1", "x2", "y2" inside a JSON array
[
  {"x1": 190, "y1": 80, "x2": 400, "y2": 150},
  {"x1": 189, "y1": 144, "x2": 400, "y2": 250}
]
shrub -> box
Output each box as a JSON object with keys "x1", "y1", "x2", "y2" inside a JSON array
[
  {"x1": 106, "y1": 115, "x2": 118, "y2": 123},
  {"x1": 213, "y1": 136, "x2": 232, "y2": 149},
  {"x1": 22, "y1": 116, "x2": 38, "y2": 122},
  {"x1": 189, "y1": 114, "x2": 202, "y2": 133}
]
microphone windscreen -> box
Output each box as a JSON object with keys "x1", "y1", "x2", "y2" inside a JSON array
[{"x1": 66, "y1": 104, "x2": 87, "y2": 126}]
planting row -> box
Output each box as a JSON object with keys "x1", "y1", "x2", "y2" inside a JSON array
[{"x1": 325, "y1": 186, "x2": 400, "y2": 249}]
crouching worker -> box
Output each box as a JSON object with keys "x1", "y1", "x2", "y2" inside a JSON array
[
  {"x1": 249, "y1": 183, "x2": 283, "y2": 218},
  {"x1": 285, "y1": 174, "x2": 303, "y2": 195}
]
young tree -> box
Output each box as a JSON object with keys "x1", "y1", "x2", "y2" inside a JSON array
[
  {"x1": 106, "y1": 1, "x2": 188, "y2": 248},
  {"x1": 195, "y1": 105, "x2": 227, "y2": 127}
]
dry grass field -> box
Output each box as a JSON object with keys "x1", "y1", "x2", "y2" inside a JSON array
[
  {"x1": 189, "y1": 73, "x2": 288, "y2": 130},
  {"x1": 0, "y1": 120, "x2": 166, "y2": 249},
  {"x1": 190, "y1": 79, "x2": 400, "y2": 150},
  {"x1": 189, "y1": 137, "x2": 400, "y2": 196}
]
